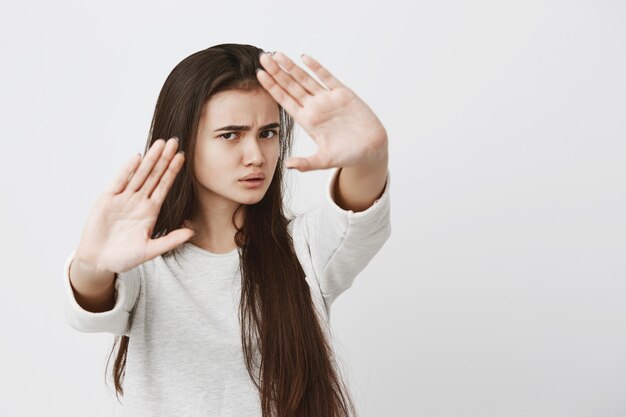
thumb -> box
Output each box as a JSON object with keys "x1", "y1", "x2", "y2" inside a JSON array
[
  {"x1": 284, "y1": 154, "x2": 328, "y2": 172},
  {"x1": 146, "y1": 227, "x2": 195, "y2": 259}
]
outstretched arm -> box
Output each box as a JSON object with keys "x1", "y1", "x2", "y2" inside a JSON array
[
  {"x1": 256, "y1": 50, "x2": 390, "y2": 212},
  {"x1": 332, "y1": 147, "x2": 388, "y2": 212}
]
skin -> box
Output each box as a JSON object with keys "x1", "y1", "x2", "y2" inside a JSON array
[
  {"x1": 188, "y1": 51, "x2": 389, "y2": 254},
  {"x1": 187, "y1": 89, "x2": 281, "y2": 254},
  {"x1": 256, "y1": 51, "x2": 389, "y2": 212}
]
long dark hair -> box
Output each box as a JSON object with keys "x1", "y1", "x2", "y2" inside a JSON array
[{"x1": 103, "y1": 43, "x2": 357, "y2": 417}]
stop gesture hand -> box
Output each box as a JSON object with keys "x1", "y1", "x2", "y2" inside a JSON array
[{"x1": 257, "y1": 51, "x2": 388, "y2": 172}]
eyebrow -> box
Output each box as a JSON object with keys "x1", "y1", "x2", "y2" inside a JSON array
[{"x1": 213, "y1": 122, "x2": 281, "y2": 133}]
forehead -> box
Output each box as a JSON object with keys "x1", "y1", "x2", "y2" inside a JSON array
[{"x1": 202, "y1": 89, "x2": 280, "y2": 124}]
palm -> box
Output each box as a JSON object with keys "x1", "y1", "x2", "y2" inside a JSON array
[
  {"x1": 75, "y1": 139, "x2": 193, "y2": 274},
  {"x1": 257, "y1": 52, "x2": 388, "y2": 172},
  {"x1": 79, "y1": 193, "x2": 157, "y2": 273}
]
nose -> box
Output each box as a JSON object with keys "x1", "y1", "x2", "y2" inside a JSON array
[{"x1": 242, "y1": 136, "x2": 265, "y2": 166}]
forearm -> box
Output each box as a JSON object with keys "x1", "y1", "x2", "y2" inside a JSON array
[
  {"x1": 69, "y1": 256, "x2": 117, "y2": 313},
  {"x1": 331, "y1": 140, "x2": 389, "y2": 212}
]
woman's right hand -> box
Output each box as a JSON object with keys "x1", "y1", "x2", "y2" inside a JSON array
[{"x1": 74, "y1": 137, "x2": 195, "y2": 275}]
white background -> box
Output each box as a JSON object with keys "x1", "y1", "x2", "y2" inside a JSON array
[{"x1": 1, "y1": 0, "x2": 625, "y2": 416}]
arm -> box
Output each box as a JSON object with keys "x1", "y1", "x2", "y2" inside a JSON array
[
  {"x1": 69, "y1": 256, "x2": 116, "y2": 313},
  {"x1": 331, "y1": 139, "x2": 389, "y2": 212},
  {"x1": 63, "y1": 250, "x2": 141, "y2": 336},
  {"x1": 256, "y1": 51, "x2": 392, "y2": 313},
  {"x1": 296, "y1": 166, "x2": 391, "y2": 315}
]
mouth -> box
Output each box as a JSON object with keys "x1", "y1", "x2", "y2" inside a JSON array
[
  {"x1": 239, "y1": 178, "x2": 265, "y2": 188},
  {"x1": 240, "y1": 172, "x2": 266, "y2": 180}
]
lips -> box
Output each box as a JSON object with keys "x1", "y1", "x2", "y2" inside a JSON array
[{"x1": 240, "y1": 172, "x2": 265, "y2": 181}]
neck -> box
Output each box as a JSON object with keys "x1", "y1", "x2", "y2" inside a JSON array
[{"x1": 188, "y1": 197, "x2": 245, "y2": 254}]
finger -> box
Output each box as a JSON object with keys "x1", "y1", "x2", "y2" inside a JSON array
[
  {"x1": 149, "y1": 151, "x2": 185, "y2": 203},
  {"x1": 259, "y1": 52, "x2": 309, "y2": 106},
  {"x1": 126, "y1": 139, "x2": 167, "y2": 193},
  {"x1": 256, "y1": 68, "x2": 302, "y2": 119},
  {"x1": 301, "y1": 54, "x2": 345, "y2": 90},
  {"x1": 271, "y1": 51, "x2": 327, "y2": 96},
  {"x1": 284, "y1": 154, "x2": 330, "y2": 172},
  {"x1": 107, "y1": 153, "x2": 142, "y2": 195},
  {"x1": 139, "y1": 138, "x2": 180, "y2": 198},
  {"x1": 145, "y1": 226, "x2": 196, "y2": 260}
]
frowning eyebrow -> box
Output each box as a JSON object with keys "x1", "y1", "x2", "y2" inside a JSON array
[{"x1": 213, "y1": 122, "x2": 280, "y2": 132}]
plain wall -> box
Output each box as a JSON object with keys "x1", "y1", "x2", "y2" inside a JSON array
[{"x1": 0, "y1": 0, "x2": 625, "y2": 416}]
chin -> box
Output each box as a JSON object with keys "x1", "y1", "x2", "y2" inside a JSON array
[{"x1": 236, "y1": 192, "x2": 267, "y2": 205}]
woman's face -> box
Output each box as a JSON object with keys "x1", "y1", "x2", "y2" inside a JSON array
[{"x1": 193, "y1": 88, "x2": 281, "y2": 209}]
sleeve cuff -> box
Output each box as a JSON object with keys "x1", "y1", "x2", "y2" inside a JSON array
[
  {"x1": 62, "y1": 250, "x2": 131, "y2": 335},
  {"x1": 324, "y1": 167, "x2": 391, "y2": 225}
]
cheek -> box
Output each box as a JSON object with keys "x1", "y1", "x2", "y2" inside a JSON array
[
  {"x1": 266, "y1": 141, "x2": 281, "y2": 164},
  {"x1": 194, "y1": 146, "x2": 234, "y2": 183}
]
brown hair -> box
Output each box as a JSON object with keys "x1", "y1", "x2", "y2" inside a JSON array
[{"x1": 103, "y1": 43, "x2": 357, "y2": 417}]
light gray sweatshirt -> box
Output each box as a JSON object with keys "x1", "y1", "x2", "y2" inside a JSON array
[{"x1": 63, "y1": 168, "x2": 391, "y2": 417}]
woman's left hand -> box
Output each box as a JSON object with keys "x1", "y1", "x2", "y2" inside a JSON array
[{"x1": 257, "y1": 51, "x2": 388, "y2": 172}]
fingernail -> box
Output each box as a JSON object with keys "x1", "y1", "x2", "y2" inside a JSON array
[{"x1": 172, "y1": 136, "x2": 180, "y2": 142}]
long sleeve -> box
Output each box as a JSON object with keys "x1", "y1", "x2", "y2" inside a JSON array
[
  {"x1": 297, "y1": 168, "x2": 392, "y2": 313},
  {"x1": 62, "y1": 250, "x2": 141, "y2": 336}
]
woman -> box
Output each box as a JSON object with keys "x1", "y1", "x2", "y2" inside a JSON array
[{"x1": 63, "y1": 43, "x2": 391, "y2": 417}]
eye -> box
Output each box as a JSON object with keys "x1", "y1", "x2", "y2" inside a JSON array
[
  {"x1": 218, "y1": 130, "x2": 278, "y2": 141},
  {"x1": 219, "y1": 132, "x2": 238, "y2": 141},
  {"x1": 261, "y1": 130, "x2": 279, "y2": 139}
]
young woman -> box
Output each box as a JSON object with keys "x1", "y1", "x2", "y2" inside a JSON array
[{"x1": 63, "y1": 43, "x2": 391, "y2": 417}]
